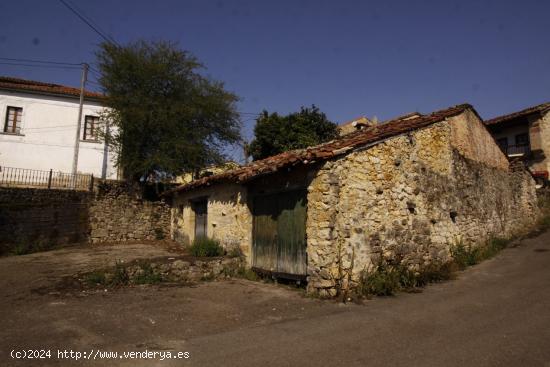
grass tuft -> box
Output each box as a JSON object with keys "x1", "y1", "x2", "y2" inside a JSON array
[{"x1": 189, "y1": 237, "x2": 224, "y2": 257}]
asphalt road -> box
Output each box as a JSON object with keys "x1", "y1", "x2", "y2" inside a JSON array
[{"x1": 185, "y1": 229, "x2": 550, "y2": 367}]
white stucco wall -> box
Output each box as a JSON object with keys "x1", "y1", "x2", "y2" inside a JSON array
[{"x1": 0, "y1": 90, "x2": 117, "y2": 179}]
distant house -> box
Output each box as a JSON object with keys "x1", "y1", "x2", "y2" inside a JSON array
[
  {"x1": 0, "y1": 76, "x2": 117, "y2": 179},
  {"x1": 168, "y1": 104, "x2": 537, "y2": 297},
  {"x1": 484, "y1": 101, "x2": 550, "y2": 184},
  {"x1": 338, "y1": 116, "x2": 373, "y2": 135},
  {"x1": 174, "y1": 162, "x2": 241, "y2": 184}
]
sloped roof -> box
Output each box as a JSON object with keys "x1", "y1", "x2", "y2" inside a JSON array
[
  {"x1": 0, "y1": 76, "x2": 104, "y2": 101},
  {"x1": 484, "y1": 101, "x2": 550, "y2": 126},
  {"x1": 168, "y1": 103, "x2": 473, "y2": 194}
]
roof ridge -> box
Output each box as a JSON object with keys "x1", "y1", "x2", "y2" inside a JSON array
[
  {"x1": 0, "y1": 75, "x2": 104, "y2": 100},
  {"x1": 167, "y1": 103, "x2": 473, "y2": 195},
  {"x1": 485, "y1": 101, "x2": 550, "y2": 126}
]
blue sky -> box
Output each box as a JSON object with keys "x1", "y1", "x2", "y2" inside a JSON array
[{"x1": 1, "y1": 0, "x2": 549, "y2": 162}]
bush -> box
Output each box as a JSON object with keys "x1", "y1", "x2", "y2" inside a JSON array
[
  {"x1": 189, "y1": 237, "x2": 224, "y2": 257},
  {"x1": 358, "y1": 263, "x2": 401, "y2": 296}
]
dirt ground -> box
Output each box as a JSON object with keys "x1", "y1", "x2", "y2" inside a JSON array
[
  {"x1": 1, "y1": 232, "x2": 550, "y2": 367},
  {"x1": 0, "y1": 242, "x2": 340, "y2": 366}
]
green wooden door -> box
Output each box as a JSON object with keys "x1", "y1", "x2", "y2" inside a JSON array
[{"x1": 252, "y1": 190, "x2": 307, "y2": 276}]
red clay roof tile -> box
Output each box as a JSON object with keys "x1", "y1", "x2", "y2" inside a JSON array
[
  {"x1": 169, "y1": 103, "x2": 474, "y2": 194},
  {"x1": 0, "y1": 76, "x2": 104, "y2": 100},
  {"x1": 484, "y1": 101, "x2": 550, "y2": 126}
]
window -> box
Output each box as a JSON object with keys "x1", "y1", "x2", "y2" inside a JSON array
[
  {"x1": 4, "y1": 106, "x2": 22, "y2": 134},
  {"x1": 496, "y1": 137, "x2": 508, "y2": 150},
  {"x1": 83, "y1": 115, "x2": 99, "y2": 141},
  {"x1": 515, "y1": 133, "x2": 529, "y2": 146}
]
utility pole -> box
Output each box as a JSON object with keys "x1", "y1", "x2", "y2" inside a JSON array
[{"x1": 71, "y1": 63, "x2": 88, "y2": 179}]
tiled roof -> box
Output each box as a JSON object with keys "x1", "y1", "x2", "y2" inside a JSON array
[
  {"x1": 484, "y1": 101, "x2": 550, "y2": 126},
  {"x1": 0, "y1": 76, "x2": 104, "y2": 100},
  {"x1": 169, "y1": 103, "x2": 473, "y2": 194}
]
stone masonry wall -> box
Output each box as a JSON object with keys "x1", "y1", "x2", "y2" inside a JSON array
[
  {"x1": 0, "y1": 181, "x2": 171, "y2": 254},
  {"x1": 531, "y1": 110, "x2": 550, "y2": 173},
  {"x1": 171, "y1": 184, "x2": 252, "y2": 258},
  {"x1": 88, "y1": 180, "x2": 171, "y2": 243},
  {"x1": 306, "y1": 118, "x2": 538, "y2": 297},
  {"x1": 0, "y1": 187, "x2": 90, "y2": 254}
]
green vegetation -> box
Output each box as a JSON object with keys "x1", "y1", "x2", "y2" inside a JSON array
[
  {"x1": 84, "y1": 261, "x2": 164, "y2": 287},
  {"x1": 189, "y1": 237, "x2": 224, "y2": 257},
  {"x1": 154, "y1": 228, "x2": 165, "y2": 240},
  {"x1": 96, "y1": 40, "x2": 241, "y2": 183},
  {"x1": 134, "y1": 263, "x2": 164, "y2": 284},
  {"x1": 110, "y1": 260, "x2": 130, "y2": 286},
  {"x1": 8, "y1": 238, "x2": 56, "y2": 256},
  {"x1": 357, "y1": 261, "x2": 455, "y2": 297},
  {"x1": 357, "y1": 237, "x2": 513, "y2": 298},
  {"x1": 247, "y1": 105, "x2": 339, "y2": 160},
  {"x1": 451, "y1": 238, "x2": 510, "y2": 270},
  {"x1": 85, "y1": 270, "x2": 108, "y2": 285}
]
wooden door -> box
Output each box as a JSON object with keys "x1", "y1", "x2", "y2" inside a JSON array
[
  {"x1": 193, "y1": 199, "x2": 207, "y2": 239},
  {"x1": 252, "y1": 190, "x2": 307, "y2": 276}
]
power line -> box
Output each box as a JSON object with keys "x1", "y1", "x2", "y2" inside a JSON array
[
  {"x1": 58, "y1": 0, "x2": 120, "y2": 47},
  {"x1": 0, "y1": 57, "x2": 82, "y2": 66},
  {"x1": 0, "y1": 62, "x2": 82, "y2": 70}
]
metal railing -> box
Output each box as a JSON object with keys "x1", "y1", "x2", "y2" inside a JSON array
[
  {"x1": 0, "y1": 166, "x2": 93, "y2": 191},
  {"x1": 498, "y1": 144, "x2": 531, "y2": 157}
]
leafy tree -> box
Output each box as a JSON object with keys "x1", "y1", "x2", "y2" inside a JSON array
[
  {"x1": 96, "y1": 40, "x2": 241, "y2": 182},
  {"x1": 247, "y1": 105, "x2": 338, "y2": 160}
]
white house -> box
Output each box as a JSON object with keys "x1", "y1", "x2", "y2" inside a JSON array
[{"x1": 0, "y1": 76, "x2": 117, "y2": 179}]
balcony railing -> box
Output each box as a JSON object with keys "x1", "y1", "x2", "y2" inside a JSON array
[
  {"x1": 498, "y1": 144, "x2": 531, "y2": 157},
  {"x1": 0, "y1": 166, "x2": 93, "y2": 191}
]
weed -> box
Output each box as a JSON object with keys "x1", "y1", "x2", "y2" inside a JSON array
[
  {"x1": 450, "y1": 243, "x2": 480, "y2": 269},
  {"x1": 189, "y1": 237, "x2": 224, "y2": 257},
  {"x1": 357, "y1": 263, "x2": 401, "y2": 296},
  {"x1": 8, "y1": 237, "x2": 56, "y2": 256},
  {"x1": 357, "y1": 260, "x2": 456, "y2": 297},
  {"x1": 10, "y1": 243, "x2": 31, "y2": 256},
  {"x1": 221, "y1": 264, "x2": 259, "y2": 281},
  {"x1": 134, "y1": 263, "x2": 163, "y2": 284},
  {"x1": 85, "y1": 271, "x2": 107, "y2": 285},
  {"x1": 110, "y1": 260, "x2": 130, "y2": 286},
  {"x1": 236, "y1": 266, "x2": 259, "y2": 281},
  {"x1": 451, "y1": 237, "x2": 510, "y2": 270}
]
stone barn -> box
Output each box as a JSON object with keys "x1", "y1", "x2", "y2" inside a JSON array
[{"x1": 168, "y1": 104, "x2": 538, "y2": 296}]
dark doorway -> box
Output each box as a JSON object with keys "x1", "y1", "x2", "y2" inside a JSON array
[
  {"x1": 252, "y1": 189, "x2": 307, "y2": 277},
  {"x1": 192, "y1": 199, "x2": 208, "y2": 239}
]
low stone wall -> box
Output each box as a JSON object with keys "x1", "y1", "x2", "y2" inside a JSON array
[
  {"x1": 0, "y1": 180, "x2": 171, "y2": 254},
  {"x1": 0, "y1": 188, "x2": 90, "y2": 254},
  {"x1": 125, "y1": 256, "x2": 243, "y2": 283},
  {"x1": 89, "y1": 181, "x2": 170, "y2": 243}
]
